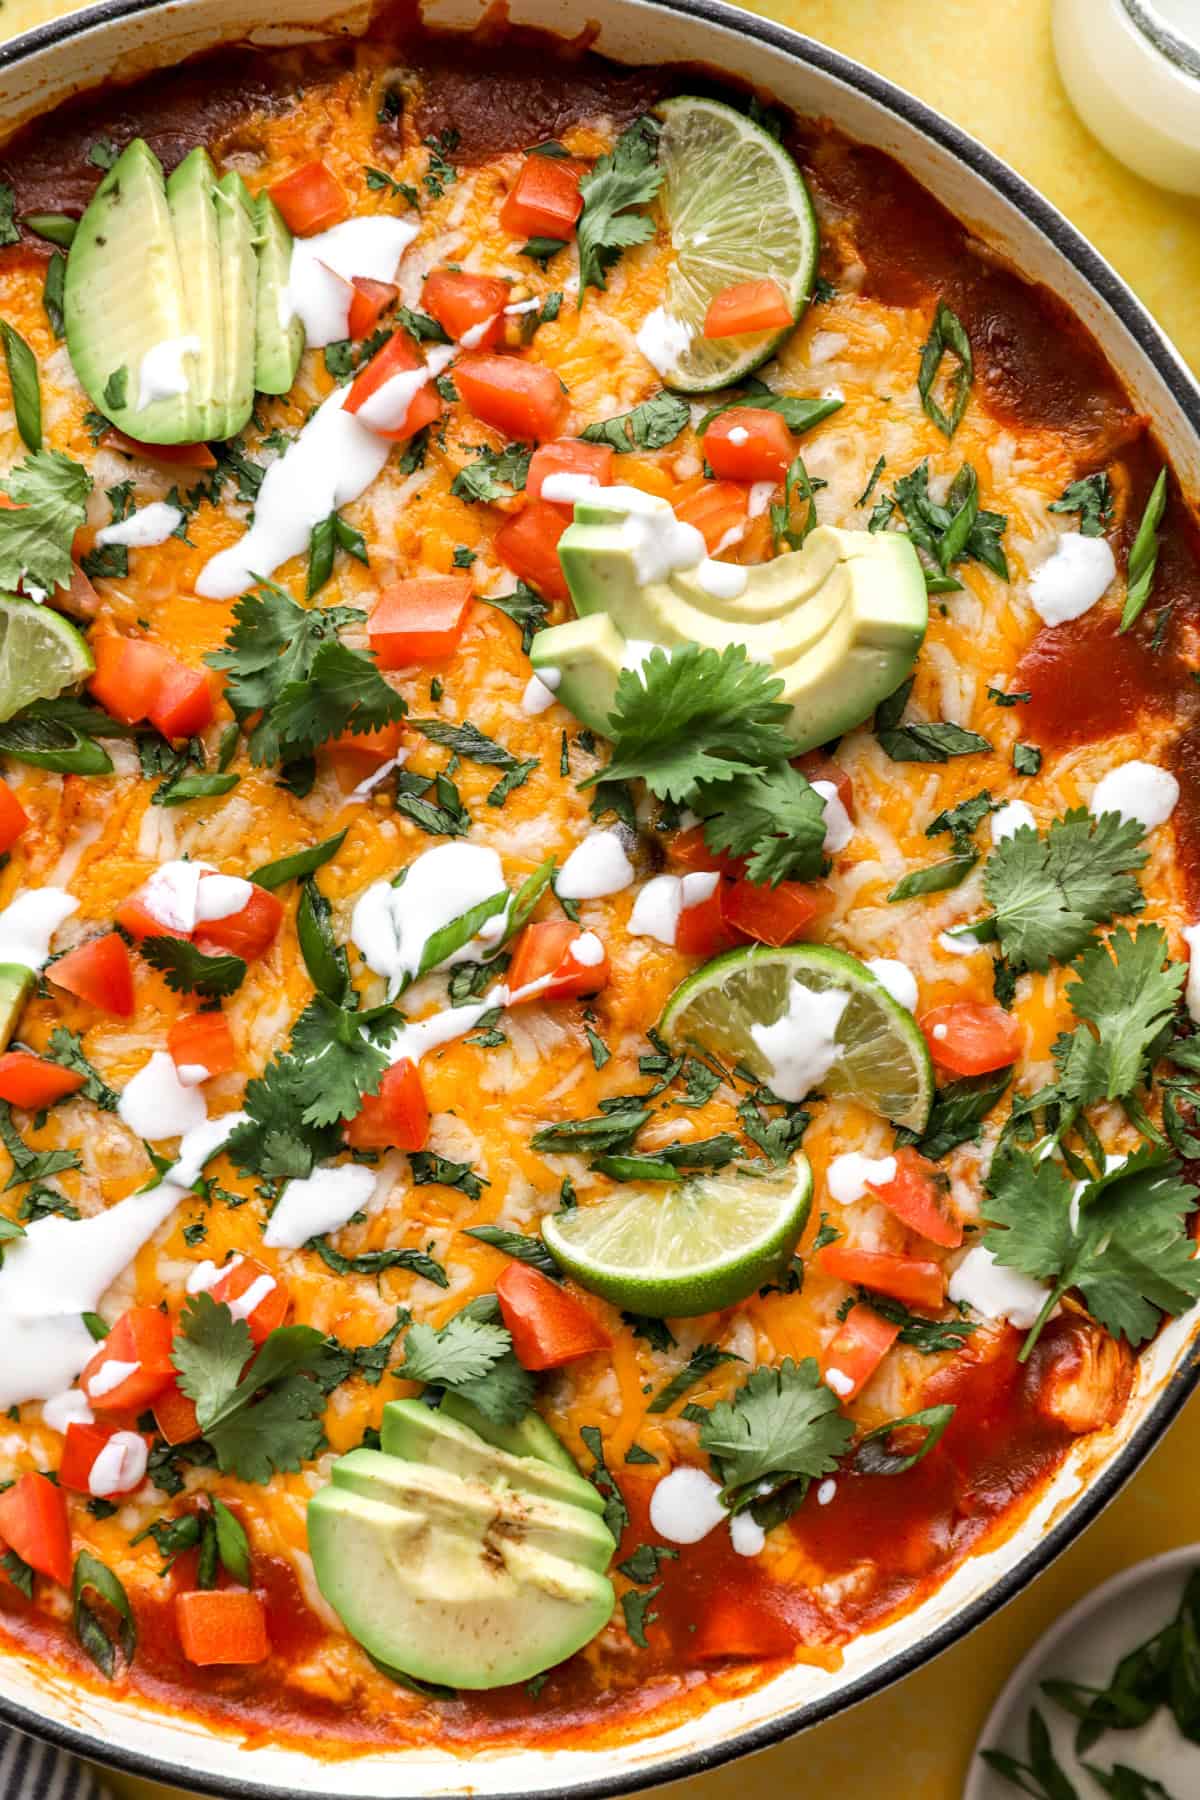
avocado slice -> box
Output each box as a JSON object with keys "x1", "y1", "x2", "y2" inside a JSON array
[
  {"x1": 165, "y1": 149, "x2": 225, "y2": 443},
  {"x1": 380, "y1": 1399, "x2": 603, "y2": 1514},
  {"x1": 64, "y1": 139, "x2": 196, "y2": 444},
  {"x1": 439, "y1": 1392, "x2": 579, "y2": 1472},
  {"x1": 212, "y1": 174, "x2": 257, "y2": 441},
  {"x1": 0, "y1": 964, "x2": 33, "y2": 1051},
  {"x1": 308, "y1": 1443, "x2": 615, "y2": 1688},
  {"x1": 530, "y1": 500, "x2": 927, "y2": 750},
  {"x1": 252, "y1": 192, "x2": 303, "y2": 397}
]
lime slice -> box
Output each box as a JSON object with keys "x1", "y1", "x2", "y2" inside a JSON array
[
  {"x1": 0, "y1": 594, "x2": 92, "y2": 722},
  {"x1": 661, "y1": 943, "x2": 933, "y2": 1132},
  {"x1": 649, "y1": 95, "x2": 819, "y2": 394},
  {"x1": 542, "y1": 1158, "x2": 812, "y2": 1317}
]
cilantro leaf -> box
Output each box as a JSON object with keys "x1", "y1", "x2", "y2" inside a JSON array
[
  {"x1": 1052, "y1": 926, "x2": 1184, "y2": 1107},
  {"x1": 647, "y1": 1343, "x2": 740, "y2": 1413},
  {"x1": 288, "y1": 994, "x2": 396, "y2": 1127},
  {"x1": 269, "y1": 640, "x2": 406, "y2": 760},
  {"x1": 875, "y1": 677, "x2": 992, "y2": 762},
  {"x1": 908, "y1": 1067, "x2": 1013, "y2": 1160},
  {"x1": 576, "y1": 115, "x2": 661, "y2": 299},
  {"x1": 0, "y1": 450, "x2": 91, "y2": 596},
  {"x1": 478, "y1": 580, "x2": 548, "y2": 653},
  {"x1": 400, "y1": 1311, "x2": 534, "y2": 1426},
  {"x1": 45, "y1": 1026, "x2": 118, "y2": 1111},
  {"x1": 450, "y1": 443, "x2": 531, "y2": 505},
  {"x1": 139, "y1": 937, "x2": 246, "y2": 998},
  {"x1": 1049, "y1": 472, "x2": 1113, "y2": 538},
  {"x1": 225, "y1": 1056, "x2": 343, "y2": 1180},
  {"x1": 580, "y1": 393, "x2": 689, "y2": 452},
  {"x1": 698, "y1": 1356, "x2": 855, "y2": 1512},
  {"x1": 694, "y1": 762, "x2": 828, "y2": 886},
  {"x1": 0, "y1": 1102, "x2": 81, "y2": 1189},
  {"x1": 983, "y1": 808, "x2": 1149, "y2": 972}
]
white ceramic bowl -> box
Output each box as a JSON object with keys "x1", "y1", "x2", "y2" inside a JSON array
[{"x1": 2, "y1": 3, "x2": 1200, "y2": 1794}]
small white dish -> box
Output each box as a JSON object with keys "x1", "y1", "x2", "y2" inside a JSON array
[{"x1": 965, "y1": 1546, "x2": 1200, "y2": 1798}]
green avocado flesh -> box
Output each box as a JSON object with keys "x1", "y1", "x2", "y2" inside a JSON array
[
  {"x1": 308, "y1": 1400, "x2": 615, "y2": 1689},
  {"x1": 0, "y1": 964, "x2": 32, "y2": 1052},
  {"x1": 253, "y1": 193, "x2": 304, "y2": 397},
  {"x1": 64, "y1": 140, "x2": 296, "y2": 444},
  {"x1": 529, "y1": 497, "x2": 927, "y2": 750}
]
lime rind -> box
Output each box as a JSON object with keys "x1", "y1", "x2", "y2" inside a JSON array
[
  {"x1": 660, "y1": 942, "x2": 934, "y2": 1133},
  {"x1": 0, "y1": 593, "x2": 93, "y2": 722},
  {"x1": 651, "y1": 95, "x2": 819, "y2": 394},
  {"x1": 542, "y1": 1157, "x2": 812, "y2": 1317}
]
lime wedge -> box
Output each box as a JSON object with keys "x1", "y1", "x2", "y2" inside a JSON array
[
  {"x1": 661, "y1": 943, "x2": 933, "y2": 1132},
  {"x1": 0, "y1": 594, "x2": 92, "y2": 722},
  {"x1": 649, "y1": 95, "x2": 819, "y2": 393},
  {"x1": 542, "y1": 1158, "x2": 812, "y2": 1317}
]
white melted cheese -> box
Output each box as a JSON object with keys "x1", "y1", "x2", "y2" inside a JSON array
[
  {"x1": 89, "y1": 1430, "x2": 148, "y2": 1498},
  {"x1": 263, "y1": 1163, "x2": 378, "y2": 1250},
  {"x1": 352, "y1": 842, "x2": 510, "y2": 991},
  {"x1": 948, "y1": 1245, "x2": 1053, "y2": 1329},
  {"x1": 991, "y1": 799, "x2": 1036, "y2": 843},
  {"x1": 285, "y1": 216, "x2": 420, "y2": 346},
  {"x1": 196, "y1": 387, "x2": 391, "y2": 600},
  {"x1": 1090, "y1": 760, "x2": 1179, "y2": 831},
  {"x1": 635, "y1": 307, "x2": 694, "y2": 379},
  {"x1": 648, "y1": 1466, "x2": 727, "y2": 1544},
  {"x1": 95, "y1": 501, "x2": 183, "y2": 550},
  {"x1": 826, "y1": 1151, "x2": 897, "y2": 1206},
  {"x1": 1028, "y1": 531, "x2": 1116, "y2": 627},
  {"x1": 750, "y1": 982, "x2": 849, "y2": 1102},
  {"x1": 813, "y1": 779, "x2": 854, "y2": 852},
  {"x1": 556, "y1": 829, "x2": 635, "y2": 901},
  {"x1": 118, "y1": 1051, "x2": 208, "y2": 1142},
  {"x1": 0, "y1": 887, "x2": 78, "y2": 969},
  {"x1": 521, "y1": 669, "x2": 561, "y2": 715},
  {"x1": 865, "y1": 957, "x2": 918, "y2": 1012},
  {"x1": 628, "y1": 871, "x2": 719, "y2": 947},
  {"x1": 137, "y1": 335, "x2": 201, "y2": 411}
]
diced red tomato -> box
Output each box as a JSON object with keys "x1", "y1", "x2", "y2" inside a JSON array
[
  {"x1": 152, "y1": 1379, "x2": 200, "y2": 1447},
  {"x1": 0, "y1": 1051, "x2": 84, "y2": 1109},
  {"x1": 194, "y1": 885, "x2": 283, "y2": 962},
  {"x1": 209, "y1": 1256, "x2": 289, "y2": 1345},
  {"x1": 867, "y1": 1147, "x2": 962, "y2": 1249},
  {"x1": 526, "y1": 439, "x2": 614, "y2": 510},
  {"x1": 167, "y1": 1011, "x2": 237, "y2": 1081},
  {"x1": 691, "y1": 1592, "x2": 795, "y2": 1661},
  {"x1": 920, "y1": 1002, "x2": 1022, "y2": 1077},
  {"x1": 344, "y1": 332, "x2": 441, "y2": 442},
  {"x1": 267, "y1": 160, "x2": 348, "y2": 235},
  {"x1": 795, "y1": 751, "x2": 854, "y2": 819},
  {"x1": 326, "y1": 718, "x2": 405, "y2": 792},
  {"x1": 344, "y1": 1059, "x2": 430, "y2": 1153},
  {"x1": 499, "y1": 156, "x2": 584, "y2": 240},
  {"x1": 0, "y1": 1471, "x2": 71, "y2": 1586},
  {"x1": 59, "y1": 1423, "x2": 148, "y2": 1497},
  {"x1": 176, "y1": 1588, "x2": 270, "y2": 1666},
  {"x1": 369, "y1": 577, "x2": 475, "y2": 667},
  {"x1": 722, "y1": 879, "x2": 828, "y2": 947},
  {"x1": 703, "y1": 278, "x2": 793, "y2": 339},
  {"x1": 675, "y1": 481, "x2": 749, "y2": 553},
  {"x1": 422, "y1": 269, "x2": 509, "y2": 349},
  {"x1": 101, "y1": 429, "x2": 217, "y2": 469},
  {"x1": 493, "y1": 501, "x2": 568, "y2": 600},
  {"x1": 666, "y1": 824, "x2": 744, "y2": 879},
  {"x1": 114, "y1": 896, "x2": 187, "y2": 942},
  {"x1": 506, "y1": 919, "x2": 609, "y2": 1002},
  {"x1": 0, "y1": 779, "x2": 28, "y2": 856},
  {"x1": 146, "y1": 664, "x2": 214, "y2": 740},
  {"x1": 49, "y1": 933, "x2": 134, "y2": 1017},
  {"x1": 348, "y1": 276, "x2": 398, "y2": 339},
  {"x1": 79, "y1": 1306, "x2": 176, "y2": 1412},
  {"x1": 703, "y1": 408, "x2": 795, "y2": 482},
  {"x1": 820, "y1": 1302, "x2": 901, "y2": 1402},
  {"x1": 675, "y1": 878, "x2": 734, "y2": 958},
  {"x1": 455, "y1": 353, "x2": 568, "y2": 442},
  {"x1": 88, "y1": 636, "x2": 174, "y2": 726},
  {"x1": 818, "y1": 1246, "x2": 946, "y2": 1313},
  {"x1": 495, "y1": 1263, "x2": 610, "y2": 1369}
]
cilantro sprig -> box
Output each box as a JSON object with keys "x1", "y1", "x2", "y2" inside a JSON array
[
  {"x1": 697, "y1": 1356, "x2": 854, "y2": 1524},
  {"x1": 576, "y1": 115, "x2": 662, "y2": 301},
  {"x1": 981, "y1": 808, "x2": 1149, "y2": 972},
  {"x1": 0, "y1": 449, "x2": 91, "y2": 596}
]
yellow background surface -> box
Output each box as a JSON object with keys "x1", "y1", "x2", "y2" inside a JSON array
[{"x1": 0, "y1": 0, "x2": 1196, "y2": 1795}]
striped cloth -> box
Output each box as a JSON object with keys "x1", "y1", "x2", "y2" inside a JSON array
[{"x1": 0, "y1": 1729, "x2": 115, "y2": 1798}]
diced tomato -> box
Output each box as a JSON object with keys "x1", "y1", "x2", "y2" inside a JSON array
[
  {"x1": 691, "y1": 1592, "x2": 794, "y2": 1661},
  {"x1": 267, "y1": 160, "x2": 348, "y2": 235},
  {"x1": 666, "y1": 824, "x2": 744, "y2": 879},
  {"x1": 0, "y1": 1471, "x2": 71, "y2": 1586},
  {"x1": 344, "y1": 1059, "x2": 430, "y2": 1153},
  {"x1": 152, "y1": 1379, "x2": 200, "y2": 1447},
  {"x1": 499, "y1": 156, "x2": 584, "y2": 240},
  {"x1": 0, "y1": 779, "x2": 28, "y2": 856},
  {"x1": 194, "y1": 885, "x2": 282, "y2": 962},
  {"x1": 348, "y1": 276, "x2": 398, "y2": 339},
  {"x1": 59, "y1": 1423, "x2": 148, "y2": 1497},
  {"x1": 495, "y1": 1263, "x2": 610, "y2": 1369},
  {"x1": 703, "y1": 278, "x2": 793, "y2": 339},
  {"x1": 147, "y1": 664, "x2": 214, "y2": 740},
  {"x1": 422, "y1": 269, "x2": 509, "y2": 349},
  {"x1": 703, "y1": 408, "x2": 795, "y2": 482},
  {"x1": 818, "y1": 1246, "x2": 946, "y2": 1313},
  {"x1": 167, "y1": 1011, "x2": 237, "y2": 1080},
  {"x1": 209, "y1": 1256, "x2": 289, "y2": 1345},
  {"x1": 79, "y1": 1306, "x2": 176, "y2": 1412},
  {"x1": 55, "y1": 562, "x2": 101, "y2": 620},
  {"x1": 101, "y1": 429, "x2": 217, "y2": 469},
  {"x1": 344, "y1": 332, "x2": 441, "y2": 442},
  {"x1": 920, "y1": 1001, "x2": 1022, "y2": 1076},
  {"x1": 867, "y1": 1147, "x2": 962, "y2": 1249},
  {"x1": 455, "y1": 353, "x2": 568, "y2": 442},
  {"x1": 675, "y1": 481, "x2": 749, "y2": 553},
  {"x1": 494, "y1": 501, "x2": 569, "y2": 600},
  {"x1": 176, "y1": 1588, "x2": 270, "y2": 1666},
  {"x1": 506, "y1": 919, "x2": 609, "y2": 1002},
  {"x1": 527, "y1": 439, "x2": 614, "y2": 510},
  {"x1": 675, "y1": 878, "x2": 734, "y2": 958},
  {"x1": 369, "y1": 577, "x2": 474, "y2": 667},
  {"x1": 820, "y1": 1302, "x2": 901, "y2": 1403},
  {"x1": 88, "y1": 636, "x2": 174, "y2": 726},
  {"x1": 49, "y1": 933, "x2": 134, "y2": 1017},
  {"x1": 795, "y1": 751, "x2": 854, "y2": 819},
  {"x1": 722, "y1": 879, "x2": 828, "y2": 947},
  {"x1": 326, "y1": 718, "x2": 405, "y2": 792},
  {"x1": 0, "y1": 1051, "x2": 84, "y2": 1109},
  {"x1": 114, "y1": 896, "x2": 187, "y2": 942}
]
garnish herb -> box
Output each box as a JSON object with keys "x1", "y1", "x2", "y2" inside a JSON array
[
  {"x1": 0, "y1": 322, "x2": 41, "y2": 451},
  {"x1": 1119, "y1": 469, "x2": 1168, "y2": 633},
  {"x1": 306, "y1": 510, "x2": 368, "y2": 598},
  {"x1": 647, "y1": 1343, "x2": 741, "y2": 1413},
  {"x1": 400, "y1": 1305, "x2": 534, "y2": 1427},
  {"x1": 875, "y1": 677, "x2": 991, "y2": 763},
  {"x1": 1014, "y1": 742, "x2": 1042, "y2": 776},
  {"x1": 847, "y1": 1404, "x2": 955, "y2": 1474},
  {"x1": 0, "y1": 449, "x2": 91, "y2": 596},
  {"x1": 478, "y1": 580, "x2": 548, "y2": 653},
  {"x1": 982, "y1": 808, "x2": 1148, "y2": 971},
  {"x1": 45, "y1": 1026, "x2": 119, "y2": 1111},
  {"x1": 906, "y1": 1067, "x2": 1013, "y2": 1160},
  {"x1": 451, "y1": 442, "x2": 531, "y2": 504},
  {"x1": 0, "y1": 182, "x2": 19, "y2": 246},
  {"x1": 73, "y1": 1551, "x2": 136, "y2": 1677},
  {"x1": 251, "y1": 829, "x2": 347, "y2": 890},
  {"x1": 695, "y1": 385, "x2": 842, "y2": 438},
  {"x1": 917, "y1": 298, "x2": 973, "y2": 437},
  {"x1": 697, "y1": 1357, "x2": 854, "y2": 1523},
  {"x1": 463, "y1": 1225, "x2": 560, "y2": 1277},
  {"x1": 43, "y1": 251, "x2": 66, "y2": 339},
  {"x1": 576, "y1": 114, "x2": 662, "y2": 300},
  {"x1": 140, "y1": 937, "x2": 246, "y2": 999},
  {"x1": 981, "y1": 1707, "x2": 1080, "y2": 1800},
  {"x1": 1050, "y1": 472, "x2": 1113, "y2": 538},
  {"x1": 771, "y1": 453, "x2": 821, "y2": 549},
  {"x1": 580, "y1": 392, "x2": 689, "y2": 452}
]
